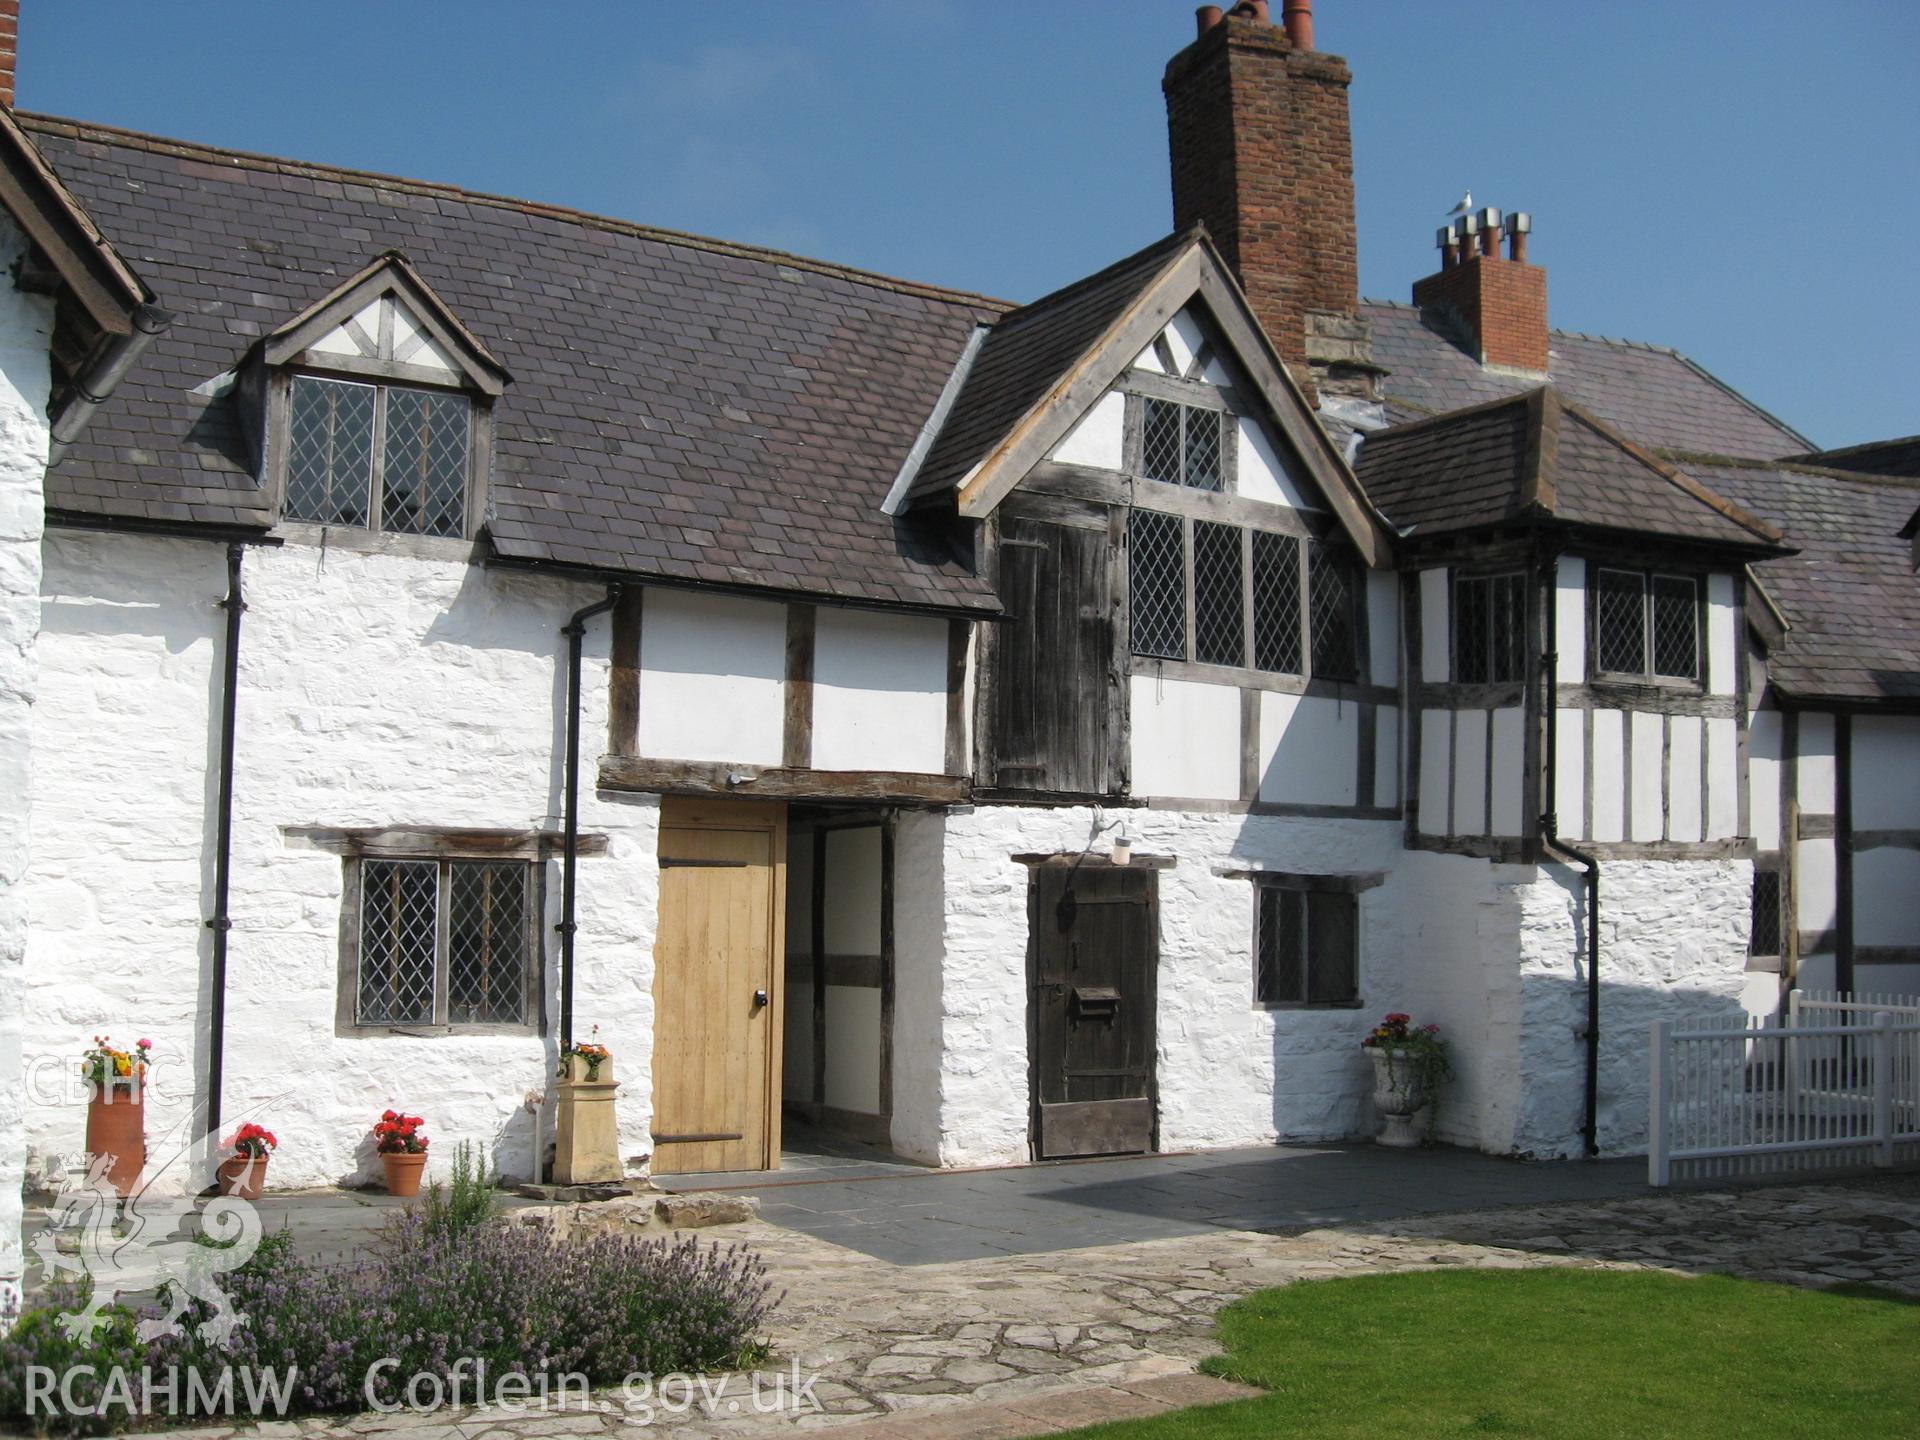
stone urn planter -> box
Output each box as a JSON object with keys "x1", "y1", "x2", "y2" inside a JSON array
[
  {"x1": 1367, "y1": 1048, "x2": 1430, "y2": 1148},
  {"x1": 1362, "y1": 1013, "x2": 1451, "y2": 1149},
  {"x1": 381, "y1": 1152, "x2": 428, "y2": 1197},
  {"x1": 216, "y1": 1154, "x2": 269, "y2": 1201}
]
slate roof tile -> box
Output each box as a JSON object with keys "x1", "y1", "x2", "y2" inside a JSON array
[{"x1": 27, "y1": 114, "x2": 1007, "y2": 613}]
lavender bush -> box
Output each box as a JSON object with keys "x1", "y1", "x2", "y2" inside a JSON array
[{"x1": 0, "y1": 1218, "x2": 775, "y2": 1431}]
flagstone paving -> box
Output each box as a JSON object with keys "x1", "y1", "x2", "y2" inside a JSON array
[{"x1": 158, "y1": 1169, "x2": 1918, "y2": 1439}]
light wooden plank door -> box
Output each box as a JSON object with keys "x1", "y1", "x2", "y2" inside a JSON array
[{"x1": 652, "y1": 815, "x2": 783, "y2": 1174}]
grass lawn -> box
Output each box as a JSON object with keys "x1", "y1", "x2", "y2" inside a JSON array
[{"x1": 1067, "y1": 1269, "x2": 1919, "y2": 1439}]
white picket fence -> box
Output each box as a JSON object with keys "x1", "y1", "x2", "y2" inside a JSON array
[{"x1": 1648, "y1": 989, "x2": 1920, "y2": 1186}]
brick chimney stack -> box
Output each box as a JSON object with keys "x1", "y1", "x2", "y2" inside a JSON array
[
  {"x1": 1163, "y1": 0, "x2": 1376, "y2": 403},
  {"x1": 1411, "y1": 208, "x2": 1549, "y2": 374},
  {"x1": 0, "y1": 1, "x2": 18, "y2": 109}
]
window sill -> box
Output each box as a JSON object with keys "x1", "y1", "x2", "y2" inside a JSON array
[
  {"x1": 340, "y1": 1022, "x2": 544, "y2": 1039},
  {"x1": 1258, "y1": 999, "x2": 1366, "y2": 1011},
  {"x1": 274, "y1": 522, "x2": 484, "y2": 564}
]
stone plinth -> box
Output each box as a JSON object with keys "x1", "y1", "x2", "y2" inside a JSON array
[{"x1": 552, "y1": 1054, "x2": 621, "y2": 1184}]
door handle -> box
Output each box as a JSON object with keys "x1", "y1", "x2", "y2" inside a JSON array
[{"x1": 753, "y1": 988, "x2": 769, "y2": 1011}]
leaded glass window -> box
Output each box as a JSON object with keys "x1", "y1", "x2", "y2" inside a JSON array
[
  {"x1": 1251, "y1": 530, "x2": 1302, "y2": 674},
  {"x1": 285, "y1": 375, "x2": 471, "y2": 536},
  {"x1": 1593, "y1": 567, "x2": 1700, "y2": 682},
  {"x1": 1308, "y1": 542, "x2": 1359, "y2": 682},
  {"x1": 1749, "y1": 869, "x2": 1783, "y2": 959},
  {"x1": 1140, "y1": 398, "x2": 1224, "y2": 491},
  {"x1": 354, "y1": 857, "x2": 535, "y2": 1030},
  {"x1": 1453, "y1": 571, "x2": 1527, "y2": 684},
  {"x1": 1193, "y1": 521, "x2": 1244, "y2": 666},
  {"x1": 1255, "y1": 884, "x2": 1359, "y2": 1006},
  {"x1": 1129, "y1": 509, "x2": 1186, "y2": 660}
]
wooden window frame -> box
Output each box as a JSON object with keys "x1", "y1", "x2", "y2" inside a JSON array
[
  {"x1": 1749, "y1": 859, "x2": 1784, "y2": 961},
  {"x1": 1249, "y1": 873, "x2": 1372, "y2": 1010},
  {"x1": 1128, "y1": 511, "x2": 1362, "y2": 684},
  {"x1": 1126, "y1": 386, "x2": 1238, "y2": 495},
  {"x1": 332, "y1": 842, "x2": 548, "y2": 1038},
  {"x1": 1589, "y1": 564, "x2": 1705, "y2": 689},
  {"x1": 271, "y1": 369, "x2": 493, "y2": 548}
]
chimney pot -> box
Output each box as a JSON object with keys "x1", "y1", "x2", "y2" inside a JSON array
[
  {"x1": 1412, "y1": 206, "x2": 1548, "y2": 371},
  {"x1": 1477, "y1": 206, "x2": 1503, "y2": 257},
  {"x1": 1507, "y1": 210, "x2": 1532, "y2": 263},
  {"x1": 1282, "y1": 0, "x2": 1314, "y2": 49},
  {"x1": 1195, "y1": 5, "x2": 1225, "y2": 36}
]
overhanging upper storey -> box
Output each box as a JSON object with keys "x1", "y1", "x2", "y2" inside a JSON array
[{"x1": 893, "y1": 229, "x2": 1392, "y2": 570}]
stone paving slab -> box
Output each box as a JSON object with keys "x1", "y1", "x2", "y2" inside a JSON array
[{"x1": 663, "y1": 1142, "x2": 1651, "y2": 1264}]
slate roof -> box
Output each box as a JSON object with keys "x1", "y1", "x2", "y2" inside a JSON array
[
  {"x1": 1356, "y1": 387, "x2": 1785, "y2": 554},
  {"x1": 24, "y1": 115, "x2": 1007, "y2": 614},
  {"x1": 905, "y1": 231, "x2": 1193, "y2": 507},
  {"x1": 1697, "y1": 462, "x2": 1920, "y2": 703},
  {"x1": 1363, "y1": 300, "x2": 1812, "y2": 462},
  {"x1": 1795, "y1": 434, "x2": 1920, "y2": 480}
]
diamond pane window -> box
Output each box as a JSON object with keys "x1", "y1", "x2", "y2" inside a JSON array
[
  {"x1": 1256, "y1": 884, "x2": 1358, "y2": 1006},
  {"x1": 382, "y1": 388, "x2": 470, "y2": 537},
  {"x1": 1142, "y1": 399, "x2": 1182, "y2": 485},
  {"x1": 1184, "y1": 408, "x2": 1224, "y2": 492},
  {"x1": 1308, "y1": 543, "x2": 1358, "y2": 681},
  {"x1": 358, "y1": 859, "x2": 438, "y2": 1024},
  {"x1": 286, "y1": 376, "x2": 376, "y2": 526},
  {"x1": 1594, "y1": 568, "x2": 1647, "y2": 675},
  {"x1": 448, "y1": 861, "x2": 529, "y2": 1024},
  {"x1": 1139, "y1": 398, "x2": 1226, "y2": 490},
  {"x1": 1251, "y1": 531, "x2": 1302, "y2": 674},
  {"x1": 1193, "y1": 521, "x2": 1244, "y2": 666},
  {"x1": 1749, "y1": 869, "x2": 1783, "y2": 958},
  {"x1": 1129, "y1": 509, "x2": 1186, "y2": 660},
  {"x1": 284, "y1": 376, "x2": 470, "y2": 536},
  {"x1": 1453, "y1": 571, "x2": 1527, "y2": 684},
  {"x1": 1652, "y1": 575, "x2": 1699, "y2": 679},
  {"x1": 354, "y1": 855, "x2": 538, "y2": 1031}
]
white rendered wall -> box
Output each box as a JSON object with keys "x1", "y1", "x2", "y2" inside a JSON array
[
  {"x1": 29, "y1": 533, "x2": 661, "y2": 1191},
  {"x1": 636, "y1": 589, "x2": 784, "y2": 766},
  {"x1": 1705, "y1": 575, "x2": 1737, "y2": 696},
  {"x1": 1375, "y1": 707, "x2": 1401, "y2": 809},
  {"x1": 1258, "y1": 692, "x2": 1357, "y2": 808},
  {"x1": 1367, "y1": 571, "x2": 1398, "y2": 688},
  {"x1": 1418, "y1": 569, "x2": 1449, "y2": 682},
  {"x1": 1555, "y1": 709, "x2": 1586, "y2": 840},
  {"x1": 820, "y1": 826, "x2": 884, "y2": 1116},
  {"x1": 888, "y1": 810, "x2": 945, "y2": 1163},
  {"x1": 1797, "y1": 712, "x2": 1837, "y2": 813},
  {"x1": 810, "y1": 609, "x2": 947, "y2": 775},
  {"x1": 1489, "y1": 707, "x2": 1526, "y2": 837},
  {"x1": 0, "y1": 219, "x2": 53, "y2": 1308},
  {"x1": 1418, "y1": 709, "x2": 1449, "y2": 836},
  {"x1": 1853, "y1": 716, "x2": 1920, "y2": 831},
  {"x1": 1749, "y1": 709, "x2": 1783, "y2": 852},
  {"x1": 1130, "y1": 675, "x2": 1240, "y2": 801},
  {"x1": 1554, "y1": 556, "x2": 1585, "y2": 684},
  {"x1": 1048, "y1": 391, "x2": 1124, "y2": 470}
]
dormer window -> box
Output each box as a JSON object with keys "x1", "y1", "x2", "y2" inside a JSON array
[
  {"x1": 285, "y1": 376, "x2": 470, "y2": 536},
  {"x1": 253, "y1": 252, "x2": 508, "y2": 543}
]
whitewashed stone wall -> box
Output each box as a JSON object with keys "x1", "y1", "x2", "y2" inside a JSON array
[
  {"x1": 0, "y1": 219, "x2": 54, "y2": 1308},
  {"x1": 27, "y1": 532, "x2": 660, "y2": 1191},
  {"x1": 904, "y1": 803, "x2": 1755, "y2": 1165}
]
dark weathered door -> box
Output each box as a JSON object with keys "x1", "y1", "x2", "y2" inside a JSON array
[
  {"x1": 1029, "y1": 859, "x2": 1157, "y2": 1158},
  {"x1": 986, "y1": 508, "x2": 1119, "y2": 795}
]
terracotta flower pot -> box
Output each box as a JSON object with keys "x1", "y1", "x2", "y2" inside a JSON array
[
  {"x1": 216, "y1": 1153, "x2": 268, "y2": 1202},
  {"x1": 381, "y1": 1151, "x2": 428, "y2": 1197},
  {"x1": 84, "y1": 1089, "x2": 145, "y2": 1196}
]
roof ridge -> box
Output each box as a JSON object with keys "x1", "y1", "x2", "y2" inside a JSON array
[
  {"x1": 1792, "y1": 432, "x2": 1920, "y2": 462},
  {"x1": 987, "y1": 228, "x2": 1198, "y2": 334},
  {"x1": 19, "y1": 111, "x2": 1016, "y2": 315}
]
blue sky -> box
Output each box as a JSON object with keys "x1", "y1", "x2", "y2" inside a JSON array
[{"x1": 22, "y1": 1, "x2": 1918, "y2": 448}]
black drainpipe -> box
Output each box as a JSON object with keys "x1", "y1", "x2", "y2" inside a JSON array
[
  {"x1": 1537, "y1": 546, "x2": 1603, "y2": 1156},
  {"x1": 205, "y1": 542, "x2": 246, "y2": 1138},
  {"x1": 558, "y1": 586, "x2": 620, "y2": 1049}
]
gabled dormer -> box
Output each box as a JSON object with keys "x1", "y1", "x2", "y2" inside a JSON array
[
  {"x1": 242, "y1": 253, "x2": 508, "y2": 543},
  {"x1": 894, "y1": 229, "x2": 1397, "y2": 806}
]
